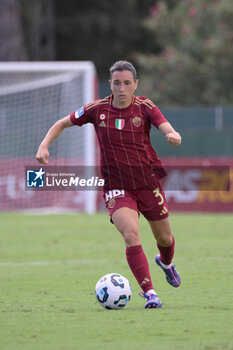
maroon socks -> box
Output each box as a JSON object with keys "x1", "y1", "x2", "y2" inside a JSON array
[
  {"x1": 126, "y1": 244, "x2": 154, "y2": 293},
  {"x1": 157, "y1": 235, "x2": 175, "y2": 265},
  {"x1": 125, "y1": 236, "x2": 175, "y2": 292}
]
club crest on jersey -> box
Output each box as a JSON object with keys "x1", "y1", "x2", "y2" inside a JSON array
[
  {"x1": 75, "y1": 107, "x2": 84, "y2": 119},
  {"x1": 132, "y1": 116, "x2": 142, "y2": 127},
  {"x1": 115, "y1": 119, "x2": 125, "y2": 130},
  {"x1": 107, "y1": 198, "x2": 115, "y2": 209}
]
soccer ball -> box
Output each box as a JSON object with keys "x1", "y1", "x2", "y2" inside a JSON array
[{"x1": 95, "y1": 273, "x2": 132, "y2": 310}]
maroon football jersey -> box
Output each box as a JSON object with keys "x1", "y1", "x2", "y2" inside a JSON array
[{"x1": 70, "y1": 95, "x2": 167, "y2": 190}]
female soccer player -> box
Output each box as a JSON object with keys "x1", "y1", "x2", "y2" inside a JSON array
[{"x1": 36, "y1": 60, "x2": 182, "y2": 309}]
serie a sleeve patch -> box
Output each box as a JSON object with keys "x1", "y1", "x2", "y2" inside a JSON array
[{"x1": 75, "y1": 107, "x2": 84, "y2": 119}]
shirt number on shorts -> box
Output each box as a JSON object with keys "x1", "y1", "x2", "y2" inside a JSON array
[{"x1": 153, "y1": 188, "x2": 164, "y2": 205}]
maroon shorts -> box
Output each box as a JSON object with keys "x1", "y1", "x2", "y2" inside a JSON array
[{"x1": 104, "y1": 182, "x2": 169, "y2": 221}]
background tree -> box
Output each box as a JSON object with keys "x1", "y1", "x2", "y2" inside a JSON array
[
  {"x1": 0, "y1": 0, "x2": 27, "y2": 60},
  {"x1": 55, "y1": 0, "x2": 159, "y2": 79},
  {"x1": 137, "y1": 0, "x2": 233, "y2": 106},
  {"x1": 20, "y1": 0, "x2": 55, "y2": 61}
]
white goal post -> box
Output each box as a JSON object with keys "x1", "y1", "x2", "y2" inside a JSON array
[{"x1": 0, "y1": 61, "x2": 98, "y2": 214}]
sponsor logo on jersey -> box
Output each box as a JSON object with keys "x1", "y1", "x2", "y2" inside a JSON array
[
  {"x1": 99, "y1": 121, "x2": 106, "y2": 127},
  {"x1": 99, "y1": 114, "x2": 106, "y2": 120},
  {"x1": 160, "y1": 206, "x2": 168, "y2": 216},
  {"x1": 26, "y1": 168, "x2": 45, "y2": 187},
  {"x1": 104, "y1": 189, "x2": 125, "y2": 202},
  {"x1": 131, "y1": 116, "x2": 142, "y2": 127},
  {"x1": 75, "y1": 107, "x2": 84, "y2": 119},
  {"x1": 115, "y1": 119, "x2": 125, "y2": 130}
]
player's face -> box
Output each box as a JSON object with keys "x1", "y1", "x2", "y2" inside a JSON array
[{"x1": 109, "y1": 70, "x2": 138, "y2": 108}]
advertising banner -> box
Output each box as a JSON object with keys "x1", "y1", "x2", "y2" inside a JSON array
[{"x1": 162, "y1": 158, "x2": 233, "y2": 213}]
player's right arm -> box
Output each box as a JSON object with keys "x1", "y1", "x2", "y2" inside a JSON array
[{"x1": 36, "y1": 115, "x2": 73, "y2": 164}]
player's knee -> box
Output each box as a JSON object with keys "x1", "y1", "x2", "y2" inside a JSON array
[
  {"x1": 157, "y1": 232, "x2": 172, "y2": 247},
  {"x1": 121, "y1": 227, "x2": 140, "y2": 246}
]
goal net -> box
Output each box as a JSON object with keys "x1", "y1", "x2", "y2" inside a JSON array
[{"x1": 0, "y1": 61, "x2": 99, "y2": 214}]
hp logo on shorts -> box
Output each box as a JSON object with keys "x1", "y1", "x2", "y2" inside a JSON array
[{"x1": 26, "y1": 168, "x2": 45, "y2": 188}]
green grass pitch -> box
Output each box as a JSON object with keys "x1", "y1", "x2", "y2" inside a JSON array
[{"x1": 0, "y1": 212, "x2": 233, "y2": 350}]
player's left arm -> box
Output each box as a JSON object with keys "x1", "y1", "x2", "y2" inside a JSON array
[
  {"x1": 145, "y1": 100, "x2": 182, "y2": 146},
  {"x1": 158, "y1": 122, "x2": 182, "y2": 146}
]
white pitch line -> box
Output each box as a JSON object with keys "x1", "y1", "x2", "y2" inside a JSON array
[
  {"x1": 0, "y1": 256, "x2": 229, "y2": 267},
  {"x1": 0, "y1": 259, "x2": 112, "y2": 267}
]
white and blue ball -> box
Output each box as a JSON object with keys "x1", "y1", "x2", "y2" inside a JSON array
[{"x1": 95, "y1": 273, "x2": 132, "y2": 310}]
